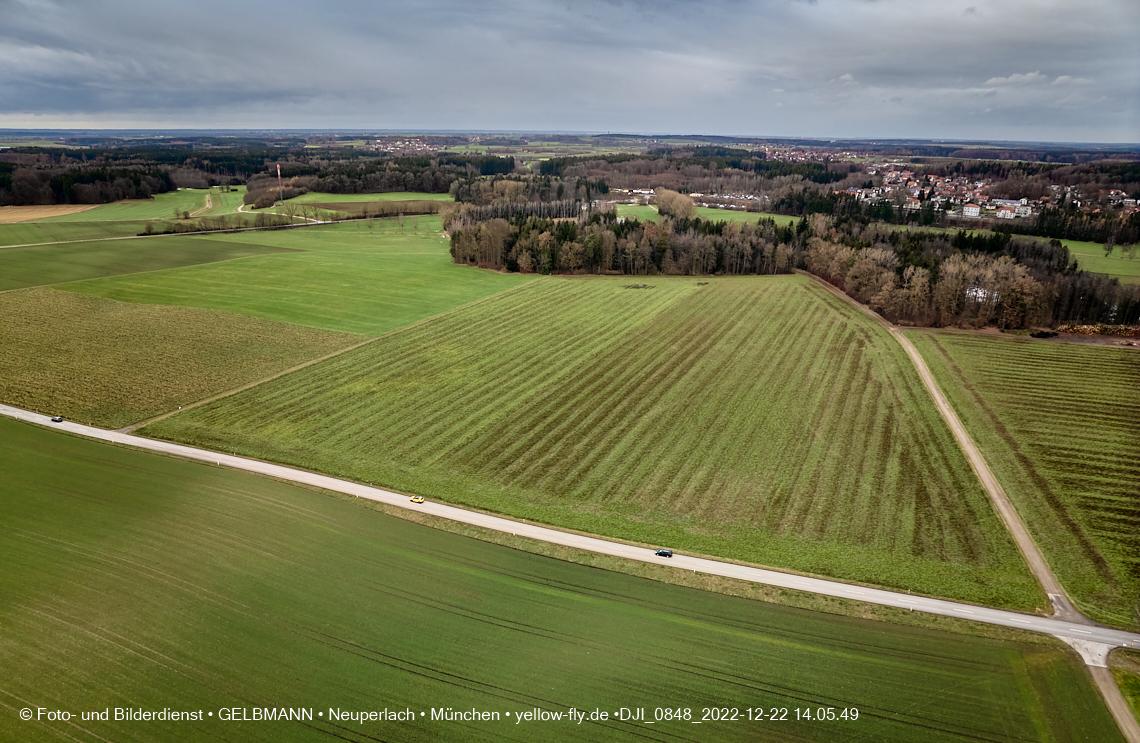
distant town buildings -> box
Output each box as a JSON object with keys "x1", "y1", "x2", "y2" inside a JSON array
[{"x1": 371, "y1": 137, "x2": 439, "y2": 155}]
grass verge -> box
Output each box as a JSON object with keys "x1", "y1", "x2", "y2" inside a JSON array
[
  {"x1": 0, "y1": 415, "x2": 1122, "y2": 742},
  {"x1": 1111, "y1": 649, "x2": 1140, "y2": 725}
]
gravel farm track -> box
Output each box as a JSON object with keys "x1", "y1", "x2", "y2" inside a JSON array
[
  {"x1": 3, "y1": 253, "x2": 1138, "y2": 737},
  {"x1": 796, "y1": 270, "x2": 1140, "y2": 740},
  {"x1": 795, "y1": 272, "x2": 1077, "y2": 617}
]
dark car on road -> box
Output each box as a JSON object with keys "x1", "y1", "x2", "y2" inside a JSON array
[{"x1": 654, "y1": 549, "x2": 673, "y2": 558}]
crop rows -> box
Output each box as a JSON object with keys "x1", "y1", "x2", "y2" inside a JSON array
[
  {"x1": 0, "y1": 288, "x2": 361, "y2": 428},
  {"x1": 908, "y1": 330, "x2": 1140, "y2": 627},
  {"x1": 1, "y1": 415, "x2": 1121, "y2": 743},
  {"x1": 146, "y1": 276, "x2": 1041, "y2": 608}
]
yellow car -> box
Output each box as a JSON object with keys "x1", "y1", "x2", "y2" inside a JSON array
[{"x1": 410, "y1": 496, "x2": 425, "y2": 504}]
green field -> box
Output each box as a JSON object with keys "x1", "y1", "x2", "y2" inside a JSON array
[
  {"x1": 0, "y1": 188, "x2": 254, "y2": 247},
  {"x1": 0, "y1": 235, "x2": 290, "y2": 291},
  {"x1": 0, "y1": 415, "x2": 1121, "y2": 743},
  {"x1": 615, "y1": 204, "x2": 799, "y2": 227},
  {"x1": 906, "y1": 330, "x2": 1140, "y2": 628},
  {"x1": 293, "y1": 200, "x2": 443, "y2": 218},
  {"x1": 0, "y1": 139, "x2": 70, "y2": 147},
  {"x1": 615, "y1": 203, "x2": 660, "y2": 221},
  {"x1": 35, "y1": 189, "x2": 211, "y2": 222},
  {"x1": 63, "y1": 217, "x2": 531, "y2": 335},
  {"x1": 1112, "y1": 649, "x2": 1140, "y2": 722},
  {"x1": 287, "y1": 191, "x2": 454, "y2": 203},
  {"x1": 143, "y1": 276, "x2": 1042, "y2": 609},
  {"x1": 0, "y1": 288, "x2": 361, "y2": 428},
  {"x1": 695, "y1": 207, "x2": 800, "y2": 226},
  {"x1": 200, "y1": 186, "x2": 247, "y2": 216},
  {"x1": 0, "y1": 220, "x2": 157, "y2": 246},
  {"x1": 1062, "y1": 239, "x2": 1140, "y2": 284}
]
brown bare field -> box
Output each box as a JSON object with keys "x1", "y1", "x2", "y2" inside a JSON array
[{"x1": 0, "y1": 205, "x2": 99, "y2": 223}]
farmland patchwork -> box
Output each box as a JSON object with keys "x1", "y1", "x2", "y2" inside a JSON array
[{"x1": 143, "y1": 276, "x2": 1042, "y2": 609}]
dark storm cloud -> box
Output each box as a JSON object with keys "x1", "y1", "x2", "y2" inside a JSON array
[{"x1": 0, "y1": 0, "x2": 1136, "y2": 141}]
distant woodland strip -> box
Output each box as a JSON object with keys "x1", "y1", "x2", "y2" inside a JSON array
[{"x1": 447, "y1": 202, "x2": 1140, "y2": 328}]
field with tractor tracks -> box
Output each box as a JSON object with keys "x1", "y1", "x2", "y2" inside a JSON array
[
  {"x1": 907, "y1": 329, "x2": 1140, "y2": 628},
  {"x1": 0, "y1": 414, "x2": 1119, "y2": 743},
  {"x1": 143, "y1": 275, "x2": 1042, "y2": 609}
]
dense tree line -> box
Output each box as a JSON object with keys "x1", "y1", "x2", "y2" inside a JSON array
[
  {"x1": 919, "y1": 159, "x2": 1140, "y2": 187},
  {"x1": 551, "y1": 151, "x2": 851, "y2": 195},
  {"x1": 451, "y1": 175, "x2": 607, "y2": 206},
  {"x1": 0, "y1": 164, "x2": 175, "y2": 206},
  {"x1": 449, "y1": 210, "x2": 1140, "y2": 327},
  {"x1": 0, "y1": 145, "x2": 526, "y2": 206},
  {"x1": 443, "y1": 199, "x2": 586, "y2": 229},
  {"x1": 450, "y1": 210, "x2": 799, "y2": 276},
  {"x1": 803, "y1": 218, "x2": 1139, "y2": 326},
  {"x1": 0, "y1": 144, "x2": 258, "y2": 205},
  {"x1": 268, "y1": 154, "x2": 515, "y2": 197},
  {"x1": 243, "y1": 175, "x2": 319, "y2": 208},
  {"x1": 3, "y1": 144, "x2": 278, "y2": 177},
  {"x1": 1025, "y1": 208, "x2": 1140, "y2": 244},
  {"x1": 762, "y1": 183, "x2": 1140, "y2": 243}
]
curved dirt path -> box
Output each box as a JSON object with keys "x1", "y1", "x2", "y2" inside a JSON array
[{"x1": 188, "y1": 193, "x2": 212, "y2": 218}]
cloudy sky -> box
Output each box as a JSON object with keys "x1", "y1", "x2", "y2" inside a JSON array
[{"x1": 2, "y1": 0, "x2": 1137, "y2": 142}]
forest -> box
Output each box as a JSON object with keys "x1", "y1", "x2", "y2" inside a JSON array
[
  {"x1": 447, "y1": 205, "x2": 1140, "y2": 328},
  {"x1": 0, "y1": 143, "x2": 513, "y2": 207}
]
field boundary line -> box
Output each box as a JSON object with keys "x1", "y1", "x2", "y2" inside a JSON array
[
  {"x1": 3, "y1": 401, "x2": 1139, "y2": 659},
  {"x1": 0, "y1": 212, "x2": 425, "y2": 250},
  {"x1": 0, "y1": 248, "x2": 305, "y2": 296},
  {"x1": 118, "y1": 277, "x2": 546, "y2": 433},
  {"x1": 793, "y1": 270, "x2": 1085, "y2": 622}
]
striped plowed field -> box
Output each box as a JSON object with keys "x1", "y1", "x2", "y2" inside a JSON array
[
  {"x1": 146, "y1": 276, "x2": 1041, "y2": 608},
  {"x1": 908, "y1": 330, "x2": 1140, "y2": 628}
]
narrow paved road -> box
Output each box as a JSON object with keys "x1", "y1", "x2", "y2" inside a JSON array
[
  {"x1": 5, "y1": 402, "x2": 1140, "y2": 739},
  {"x1": 4, "y1": 403, "x2": 1137, "y2": 652}
]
